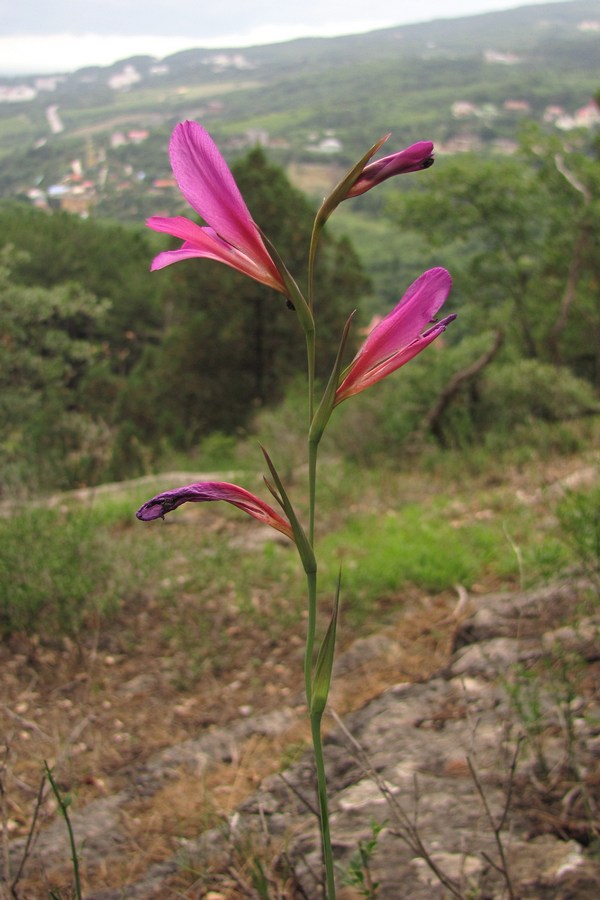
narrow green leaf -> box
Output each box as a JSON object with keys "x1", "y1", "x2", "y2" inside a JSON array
[
  {"x1": 260, "y1": 232, "x2": 314, "y2": 337},
  {"x1": 311, "y1": 574, "x2": 341, "y2": 718},
  {"x1": 309, "y1": 310, "x2": 356, "y2": 444},
  {"x1": 316, "y1": 135, "x2": 389, "y2": 226},
  {"x1": 261, "y1": 446, "x2": 316, "y2": 575},
  {"x1": 262, "y1": 475, "x2": 285, "y2": 511}
]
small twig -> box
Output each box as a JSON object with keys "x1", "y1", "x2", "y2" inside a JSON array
[
  {"x1": 9, "y1": 773, "x2": 46, "y2": 898},
  {"x1": 453, "y1": 584, "x2": 470, "y2": 620},
  {"x1": 236, "y1": 858, "x2": 265, "y2": 897},
  {"x1": 257, "y1": 801, "x2": 270, "y2": 839},
  {"x1": 44, "y1": 763, "x2": 82, "y2": 900},
  {"x1": 423, "y1": 584, "x2": 470, "y2": 630},
  {"x1": 295, "y1": 848, "x2": 325, "y2": 898},
  {"x1": 497, "y1": 737, "x2": 522, "y2": 834},
  {"x1": 467, "y1": 755, "x2": 516, "y2": 900},
  {"x1": 480, "y1": 848, "x2": 508, "y2": 876},
  {"x1": 1, "y1": 738, "x2": 11, "y2": 889},
  {"x1": 287, "y1": 856, "x2": 313, "y2": 900},
  {"x1": 52, "y1": 714, "x2": 94, "y2": 772},
  {"x1": 227, "y1": 863, "x2": 257, "y2": 897},
  {"x1": 2, "y1": 706, "x2": 50, "y2": 740},
  {"x1": 330, "y1": 710, "x2": 463, "y2": 899},
  {"x1": 278, "y1": 771, "x2": 319, "y2": 818},
  {"x1": 503, "y1": 526, "x2": 524, "y2": 593},
  {"x1": 554, "y1": 154, "x2": 592, "y2": 203},
  {"x1": 420, "y1": 329, "x2": 504, "y2": 445}
]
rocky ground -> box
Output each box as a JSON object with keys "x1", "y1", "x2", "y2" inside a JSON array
[{"x1": 5, "y1": 574, "x2": 600, "y2": 898}]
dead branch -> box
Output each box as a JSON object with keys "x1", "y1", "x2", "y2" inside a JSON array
[
  {"x1": 554, "y1": 154, "x2": 592, "y2": 203},
  {"x1": 420, "y1": 329, "x2": 504, "y2": 445},
  {"x1": 467, "y1": 751, "x2": 518, "y2": 900},
  {"x1": 548, "y1": 155, "x2": 592, "y2": 366}
]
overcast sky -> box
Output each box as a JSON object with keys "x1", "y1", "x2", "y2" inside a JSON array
[{"x1": 0, "y1": 0, "x2": 574, "y2": 75}]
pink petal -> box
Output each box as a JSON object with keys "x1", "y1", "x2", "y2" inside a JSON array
[
  {"x1": 147, "y1": 214, "x2": 213, "y2": 244},
  {"x1": 147, "y1": 215, "x2": 285, "y2": 291},
  {"x1": 336, "y1": 316, "x2": 455, "y2": 402},
  {"x1": 169, "y1": 121, "x2": 264, "y2": 258},
  {"x1": 136, "y1": 481, "x2": 294, "y2": 540},
  {"x1": 343, "y1": 268, "x2": 452, "y2": 387}
]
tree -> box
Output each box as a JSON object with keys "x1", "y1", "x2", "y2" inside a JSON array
[
  {"x1": 0, "y1": 246, "x2": 112, "y2": 491},
  {"x1": 0, "y1": 203, "x2": 164, "y2": 375},
  {"x1": 386, "y1": 128, "x2": 600, "y2": 390},
  {"x1": 120, "y1": 148, "x2": 370, "y2": 451}
]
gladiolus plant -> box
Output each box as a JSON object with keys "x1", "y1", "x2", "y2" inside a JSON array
[{"x1": 137, "y1": 119, "x2": 454, "y2": 898}]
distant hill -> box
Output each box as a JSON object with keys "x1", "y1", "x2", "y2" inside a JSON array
[{"x1": 0, "y1": 0, "x2": 598, "y2": 221}]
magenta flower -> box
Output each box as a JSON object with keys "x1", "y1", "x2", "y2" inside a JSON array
[
  {"x1": 147, "y1": 121, "x2": 287, "y2": 295},
  {"x1": 345, "y1": 138, "x2": 433, "y2": 199},
  {"x1": 345, "y1": 139, "x2": 434, "y2": 199},
  {"x1": 335, "y1": 267, "x2": 455, "y2": 405},
  {"x1": 316, "y1": 135, "x2": 435, "y2": 226},
  {"x1": 136, "y1": 480, "x2": 294, "y2": 540}
]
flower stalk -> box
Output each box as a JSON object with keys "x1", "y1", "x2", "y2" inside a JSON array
[{"x1": 137, "y1": 121, "x2": 455, "y2": 899}]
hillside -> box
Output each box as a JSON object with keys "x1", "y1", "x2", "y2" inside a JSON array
[
  {"x1": 2, "y1": 451, "x2": 599, "y2": 896},
  {"x1": 0, "y1": 0, "x2": 598, "y2": 221}
]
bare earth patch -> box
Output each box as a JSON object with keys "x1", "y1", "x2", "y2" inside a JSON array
[
  {"x1": 1, "y1": 578, "x2": 457, "y2": 895},
  {"x1": 1, "y1": 453, "x2": 598, "y2": 896}
]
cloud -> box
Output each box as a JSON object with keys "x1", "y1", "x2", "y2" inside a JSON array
[
  {"x1": 0, "y1": 0, "x2": 569, "y2": 76},
  {"x1": 0, "y1": 16, "x2": 403, "y2": 75},
  {"x1": 3, "y1": 0, "x2": 401, "y2": 37}
]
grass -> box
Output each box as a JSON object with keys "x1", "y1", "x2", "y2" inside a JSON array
[
  {"x1": 316, "y1": 487, "x2": 575, "y2": 626},
  {"x1": 2, "y1": 440, "x2": 598, "y2": 897},
  {"x1": 319, "y1": 503, "x2": 513, "y2": 619},
  {"x1": 1, "y1": 441, "x2": 594, "y2": 645},
  {"x1": 0, "y1": 480, "x2": 174, "y2": 638},
  {"x1": 0, "y1": 506, "x2": 118, "y2": 637}
]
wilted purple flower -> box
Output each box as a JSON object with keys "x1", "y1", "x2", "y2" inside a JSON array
[
  {"x1": 345, "y1": 140, "x2": 434, "y2": 199},
  {"x1": 147, "y1": 121, "x2": 287, "y2": 294},
  {"x1": 136, "y1": 480, "x2": 294, "y2": 540},
  {"x1": 335, "y1": 267, "x2": 455, "y2": 405}
]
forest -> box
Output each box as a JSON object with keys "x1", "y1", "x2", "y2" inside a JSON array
[{"x1": 1, "y1": 118, "x2": 598, "y2": 496}]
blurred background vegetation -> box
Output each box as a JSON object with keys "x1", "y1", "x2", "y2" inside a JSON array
[
  {"x1": 0, "y1": 0, "x2": 599, "y2": 644},
  {"x1": 1, "y1": 123, "x2": 598, "y2": 495},
  {"x1": 1, "y1": 122, "x2": 599, "y2": 642}
]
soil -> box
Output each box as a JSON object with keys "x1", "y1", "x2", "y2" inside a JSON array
[
  {"x1": 1, "y1": 454, "x2": 598, "y2": 897},
  {"x1": 1, "y1": 552, "x2": 456, "y2": 896}
]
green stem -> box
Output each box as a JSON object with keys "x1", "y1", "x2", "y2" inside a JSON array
[
  {"x1": 307, "y1": 214, "x2": 324, "y2": 312},
  {"x1": 304, "y1": 567, "x2": 317, "y2": 708},
  {"x1": 304, "y1": 270, "x2": 318, "y2": 702},
  {"x1": 306, "y1": 327, "x2": 316, "y2": 427},
  {"x1": 308, "y1": 437, "x2": 319, "y2": 546},
  {"x1": 306, "y1": 205, "x2": 336, "y2": 898},
  {"x1": 311, "y1": 712, "x2": 336, "y2": 899}
]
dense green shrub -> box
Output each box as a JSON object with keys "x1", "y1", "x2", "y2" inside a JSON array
[
  {"x1": 0, "y1": 508, "x2": 115, "y2": 637},
  {"x1": 477, "y1": 360, "x2": 599, "y2": 430},
  {"x1": 327, "y1": 341, "x2": 599, "y2": 464},
  {"x1": 557, "y1": 484, "x2": 600, "y2": 589}
]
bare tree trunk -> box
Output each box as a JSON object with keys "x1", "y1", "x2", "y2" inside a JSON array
[
  {"x1": 548, "y1": 233, "x2": 587, "y2": 367},
  {"x1": 548, "y1": 154, "x2": 592, "y2": 367},
  {"x1": 421, "y1": 329, "x2": 504, "y2": 446}
]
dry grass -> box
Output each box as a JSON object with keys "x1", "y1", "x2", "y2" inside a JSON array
[
  {"x1": 1, "y1": 582, "x2": 461, "y2": 896},
  {"x1": 2, "y1": 450, "x2": 598, "y2": 896}
]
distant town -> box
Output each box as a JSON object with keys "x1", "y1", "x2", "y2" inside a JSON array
[{"x1": 1, "y1": 13, "x2": 598, "y2": 220}]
